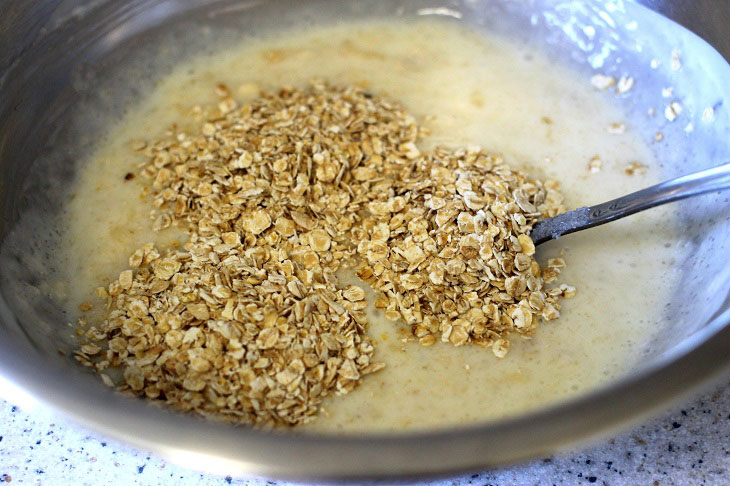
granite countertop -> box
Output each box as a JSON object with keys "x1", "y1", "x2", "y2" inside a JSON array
[{"x1": 1, "y1": 380, "x2": 728, "y2": 485}]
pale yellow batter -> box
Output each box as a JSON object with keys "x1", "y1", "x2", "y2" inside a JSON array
[{"x1": 55, "y1": 20, "x2": 680, "y2": 432}]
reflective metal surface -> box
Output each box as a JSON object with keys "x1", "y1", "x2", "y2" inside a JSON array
[
  {"x1": 0, "y1": 0, "x2": 729, "y2": 480},
  {"x1": 531, "y1": 163, "x2": 730, "y2": 245},
  {"x1": 637, "y1": 0, "x2": 730, "y2": 61}
]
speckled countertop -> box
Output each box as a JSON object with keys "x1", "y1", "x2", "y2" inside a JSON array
[{"x1": 1, "y1": 380, "x2": 728, "y2": 485}]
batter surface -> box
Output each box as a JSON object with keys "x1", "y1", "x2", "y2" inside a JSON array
[{"x1": 56, "y1": 20, "x2": 679, "y2": 432}]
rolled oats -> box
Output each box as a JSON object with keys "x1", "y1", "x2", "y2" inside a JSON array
[
  {"x1": 590, "y1": 74, "x2": 616, "y2": 90},
  {"x1": 77, "y1": 81, "x2": 571, "y2": 428},
  {"x1": 616, "y1": 76, "x2": 635, "y2": 94},
  {"x1": 588, "y1": 155, "x2": 603, "y2": 173},
  {"x1": 624, "y1": 161, "x2": 648, "y2": 176},
  {"x1": 665, "y1": 101, "x2": 682, "y2": 122}
]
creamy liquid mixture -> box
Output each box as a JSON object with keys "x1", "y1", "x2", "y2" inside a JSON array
[{"x1": 55, "y1": 20, "x2": 681, "y2": 432}]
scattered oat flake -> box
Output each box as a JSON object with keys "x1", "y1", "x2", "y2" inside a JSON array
[
  {"x1": 590, "y1": 74, "x2": 616, "y2": 90},
  {"x1": 616, "y1": 76, "x2": 634, "y2": 94},
  {"x1": 702, "y1": 106, "x2": 715, "y2": 123},
  {"x1": 665, "y1": 101, "x2": 683, "y2": 122},
  {"x1": 607, "y1": 123, "x2": 626, "y2": 134},
  {"x1": 80, "y1": 343, "x2": 101, "y2": 355},
  {"x1": 654, "y1": 132, "x2": 664, "y2": 142},
  {"x1": 588, "y1": 156, "x2": 603, "y2": 173},
  {"x1": 214, "y1": 83, "x2": 231, "y2": 97},
  {"x1": 560, "y1": 284, "x2": 577, "y2": 298},
  {"x1": 625, "y1": 161, "x2": 648, "y2": 175},
  {"x1": 662, "y1": 87, "x2": 674, "y2": 98},
  {"x1": 100, "y1": 374, "x2": 115, "y2": 387}
]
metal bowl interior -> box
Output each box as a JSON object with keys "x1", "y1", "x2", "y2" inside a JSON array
[{"x1": 0, "y1": 0, "x2": 729, "y2": 480}]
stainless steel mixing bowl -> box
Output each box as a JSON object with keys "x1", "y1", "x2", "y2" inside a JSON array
[{"x1": 1, "y1": 0, "x2": 729, "y2": 481}]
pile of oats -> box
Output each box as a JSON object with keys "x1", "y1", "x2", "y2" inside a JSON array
[
  {"x1": 352, "y1": 146, "x2": 573, "y2": 356},
  {"x1": 76, "y1": 81, "x2": 572, "y2": 427}
]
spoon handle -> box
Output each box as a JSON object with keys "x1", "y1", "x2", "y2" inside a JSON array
[{"x1": 530, "y1": 162, "x2": 730, "y2": 246}]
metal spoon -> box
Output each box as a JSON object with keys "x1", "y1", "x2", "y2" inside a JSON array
[{"x1": 530, "y1": 162, "x2": 730, "y2": 246}]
